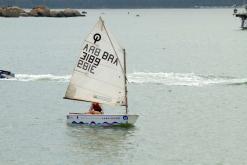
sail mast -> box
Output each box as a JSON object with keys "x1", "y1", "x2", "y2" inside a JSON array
[
  {"x1": 123, "y1": 49, "x2": 128, "y2": 114},
  {"x1": 100, "y1": 17, "x2": 128, "y2": 110}
]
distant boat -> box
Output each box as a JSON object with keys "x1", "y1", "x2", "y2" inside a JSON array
[
  {"x1": 64, "y1": 17, "x2": 139, "y2": 126},
  {"x1": 233, "y1": 4, "x2": 247, "y2": 29},
  {"x1": 233, "y1": 8, "x2": 238, "y2": 14},
  {"x1": 0, "y1": 70, "x2": 15, "y2": 79}
]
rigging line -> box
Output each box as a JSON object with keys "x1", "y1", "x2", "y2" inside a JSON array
[
  {"x1": 64, "y1": 97, "x2": 125, "y2": 106},
  {"x1": 100, "y1": 18, "x2": 129, "y2": 83},
  {"x1": 64, "y1": 97, "x2": 126, "y2": 107}
]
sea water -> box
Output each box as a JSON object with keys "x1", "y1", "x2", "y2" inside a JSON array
[{"x1": 1, "y1": 9, "x2": 247, "y2": 165}]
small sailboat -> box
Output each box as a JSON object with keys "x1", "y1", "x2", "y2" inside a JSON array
[
  {"x1": 0, "y1": 70, "x2": 15, "y2": 79},
  {"x1": 233, "y1": 4, "x2": 247, "y2": 29},
  {"x1": 64, "y1": 17, "x2": 139, "y2": 126}
]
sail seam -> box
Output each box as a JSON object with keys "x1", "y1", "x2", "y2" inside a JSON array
[
  {"x1": 74, "y1": 70, "x2": 124, "y2": 90},
  {"x1": 66, "y1": 83, "x2": 125, "y2": 104},
  {"x1": 75, "y1": 85, "x2": 124, "y2": 100}
]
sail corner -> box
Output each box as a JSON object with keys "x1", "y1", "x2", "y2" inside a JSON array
[{"x1": 99, "y1": 16, "x2": 104, "y2": 22}]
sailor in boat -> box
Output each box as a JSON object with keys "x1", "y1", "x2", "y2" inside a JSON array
[
  {"x1": 0, "y1": 70, "x2": 15, "y2": 79},
  {"x1": 85, "y1": 102, "x2": 104, "y2": 115}
]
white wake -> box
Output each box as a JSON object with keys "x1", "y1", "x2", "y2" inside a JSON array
[
  {"x1": 9, "y1": 74, "x2": 70, "y2": 82},
  {"x1": 128, "y1": 72, "x2": 247, "y2": 86},
  {"x1": 1, "y1": 72, "x2": 247, "y2": 86}
]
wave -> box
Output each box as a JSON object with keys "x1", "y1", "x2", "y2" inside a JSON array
[
  {"x1": 128, "y1": 72, "x2": 247, "y2": 86},
  {"x1": 1, "y1": 72, "x2": 247, "y2": 86},
  {"x1": 6, "y1": 74, "x2": 70, "y2": 82}
]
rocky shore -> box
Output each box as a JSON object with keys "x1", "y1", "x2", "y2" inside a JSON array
[{"x1": 0, "y1": 6, "x2": 86, "y2": 17}]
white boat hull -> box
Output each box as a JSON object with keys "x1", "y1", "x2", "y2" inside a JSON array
[{"x1": 67, "y1": 113, "x2": 139, "y2": 126}]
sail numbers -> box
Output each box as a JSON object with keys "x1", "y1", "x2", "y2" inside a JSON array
[{"x1": 76, "y1": 43, "x2": 119, "y2": 74}]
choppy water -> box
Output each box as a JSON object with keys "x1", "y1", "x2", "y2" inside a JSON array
[{"x1": 1, "y1": 9, "x2": 247, "y2": 165}]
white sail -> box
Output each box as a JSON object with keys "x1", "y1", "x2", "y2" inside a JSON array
[{"x1": 65, "y1": 17, "x2": 126, "y2": 106}]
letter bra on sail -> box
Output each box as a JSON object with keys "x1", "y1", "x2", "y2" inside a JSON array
[{"x1": 65, "y1": 17, "x2": 126, "y2": 106}]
